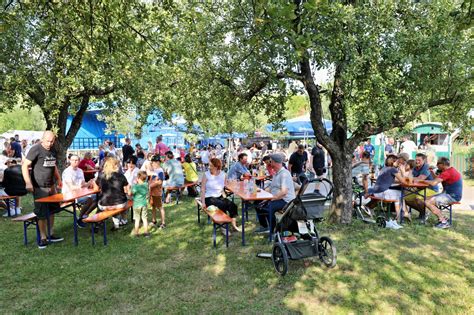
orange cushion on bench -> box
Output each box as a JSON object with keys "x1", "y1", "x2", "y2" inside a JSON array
[
  {"x1": 204, "y1": 209, "x2": 232, "y2": 225},
  {"x1": 12, "y1": 213, "x2": 37, "y2": 222},
  {"x1": 83, "y1": 201, "x2": 132, "y2": 223}
]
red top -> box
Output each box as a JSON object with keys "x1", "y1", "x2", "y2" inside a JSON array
[
  {"x1": 439, "y1": 167, "x2": 461, "y2": 184},
  {"x1": 155, "y1": 142, "x2": 170, "y2": 156},
  {"x1": 79, "y1": 159, "x2": 95, "y2": 171}
]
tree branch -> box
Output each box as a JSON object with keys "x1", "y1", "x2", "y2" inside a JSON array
[{"x1": 65, "y1": 95, "x2": 90, "y2": 147}]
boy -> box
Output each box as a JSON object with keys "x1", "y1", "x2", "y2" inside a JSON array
[
  {"x1": 149, "y1": 156, "x2": 166, "y2": 229},
  {"x1": 131, "y1": 171, "x2": 150, "y2": 237}
]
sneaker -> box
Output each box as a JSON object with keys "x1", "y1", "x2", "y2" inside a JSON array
[
  {"x1": 49, "y1": 235, "x2": 64, "y2": 243},
  {"x1": 232, "y1": 226, "x2": 242, "y2": 232},
  {"x1": 15, "y1": 207, "x2": 22, "y2": 216},
  {"x1": 434, "y1": 220, "x2": 450, "y2": 229},
  {"x1": 76, "y1": 219, "x2": 86, "y2": 228},
  {"x1": 159, "y1": 224, "x2": 166, "y2": 229},
  {"x1": 254, "y1": 226, "x2": 270, "y2": 234},
  {"x1": 143, "y1": 232, "x2": 151, "y2": 238},
  {"x1": 119, "y1": 219, "x2": 128, "y2": 226},
  {"x1": 392, "y1": 220, "x2": 403, "y2": 229},
  {"x1": 38, "y1": 239, "x2": 48, "y2": 249},
  {"x1": 385, "y1": 220, "x2": 396, "y2": 229},
  {"x1": 2, "y1": 209, "x2": 14, "y2": 217}
]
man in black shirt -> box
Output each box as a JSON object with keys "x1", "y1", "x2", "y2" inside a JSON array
[
  {"x1": 310, "y1": 142, "x2": 326, "y2": 177},
  {"x1": 122, "y1": 138, "x2": 135, "y2": 167},
  {"x1": 2, "y1": 159, "x2": 27, "y2": 216},
  {"x1": 22, "y1": 131, "x2": 63, "y2": 249},
  {"x1": 288, "y1": 144, "x2": 308, "y2": 183}
]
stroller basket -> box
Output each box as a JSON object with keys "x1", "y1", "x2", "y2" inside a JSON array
[{"x1": 285, "y1": 239, "x2": 318, "y2": 259}]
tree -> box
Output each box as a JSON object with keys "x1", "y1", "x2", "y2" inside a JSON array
[
  {"x1": 0, "y1": 105, "x2": 46, "y2": 133},
  {"x1": 1, "y1": 1, "x2": 183, "y2": 169},
  {"x1": 185, "y1": 1, "x2": 473, "y2": 223}
]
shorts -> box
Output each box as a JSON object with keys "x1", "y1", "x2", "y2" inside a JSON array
[
  {"x1": 315, "y1": 168, "x2": 326, "y2": 177},
  {"x1": 133, "y1": 206, "x2": 148, "y2": 221},
  {"x1": 150, "y1": 195, "x2": 163, "y2": 208},
  {"x1": 373, "y1": 189, "x2": 400, "y2": 204},
  {"x1": 33, "y1": 187, "x2": 61, "y2": 219},
  {"x1": 404, "y1": 188, "x2": 437, "y2": 202},
  {"x1": 431, "y1": 193, "x2": 458, "y2": 207}
]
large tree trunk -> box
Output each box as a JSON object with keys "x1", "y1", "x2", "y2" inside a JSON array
[{"x1": 328, "y1": 151, "x2": 354, "y2": 224}]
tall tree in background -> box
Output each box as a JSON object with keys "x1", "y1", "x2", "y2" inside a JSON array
[
  {"x1": 0, "y1": 1, "x2": 182, "y2": 169},
  {"x1": 190, "y1": 0, "x2": 472, "y2": 223}
]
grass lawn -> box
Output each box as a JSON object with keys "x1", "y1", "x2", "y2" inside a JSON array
[{"x1": 1, "y1": 194, "x2": 473, "y2": 314}]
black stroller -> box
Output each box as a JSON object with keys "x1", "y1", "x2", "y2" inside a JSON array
[{"x1": 259, "y1": 178, "x2": 337, "y2": 276}]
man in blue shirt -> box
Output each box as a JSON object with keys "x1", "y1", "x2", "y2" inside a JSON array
[
  {"x1": 10, "y1": 137, "x2": 22, "y2": 159},
  {"x1": 405, "y1": 153, "x2": 439, "y2": 220},
  {"x1": 363, "y1": 139, "x2": 375, "y2": 160},
  {"x1": 228, "y1": 153, "x2": 250, "y2": 180}
]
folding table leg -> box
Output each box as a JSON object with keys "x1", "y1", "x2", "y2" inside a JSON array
[
  {"x1": 35, "y1": 220, "x2": 40, "y2": 246},
  {"x1": 23, "y1": 222, "x2": 28, "y2": 246},
  {"x1": 225, "y1": 224, "x2": 229, "y2": 248},
  {"x1": 103, "y1": 220, "x2": 108, "y2": 245},
  {"x1": 213, "y1": 223, "x2": 217, "y2": 248}
]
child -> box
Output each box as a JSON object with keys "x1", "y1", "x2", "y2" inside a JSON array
[
  {"x1": 131, "y1": 171, "x2": 150, "y2": 237},
  {"x1": 149, "y1": 156, "x2": 166, "y2": 229}
]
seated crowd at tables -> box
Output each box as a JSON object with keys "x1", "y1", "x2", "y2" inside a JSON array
[
  {"x1": 0, "y1": 131, "x2": 464, "y2": 249},
  {"x1": 352, "y1": 151, "x2": 463, "y2": 229}
]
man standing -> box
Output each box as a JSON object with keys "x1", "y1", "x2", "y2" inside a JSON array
[
  {"x1": 400, "y1": 136, "x2": 417, "y2": 159},
  {"x1": 363, "y1": 138, "x2": 375, "y2": 160},
  {"x1": 121, "y1": 138, "x2": 135, "y2": 167},
  {"x1": 10, "y1": 137, "x2": 22, "y2": 159},
  {"x1": 155, "y1": 135, "x2": 170, "y2": 157},
  {"x1": 384, "y1": 138, "x2": 395, "y2": 157},
  {"x1": 255, "y1": 154, "x2": 295, "y2": 234},
  {"x1": 423, "y1": 157, "x2": 463, "y2": 229},
  {"x1": 22, "y1": 131, "x2": 63, "y2": 249},
  {"x1": 288, "y1": 144, "x2": 308, "y2": 183}
]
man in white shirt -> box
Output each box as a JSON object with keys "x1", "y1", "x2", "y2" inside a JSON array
[
  {"x1": 400, "y1": 136, "x2": 417, "y2": 159},
  {"x1": 61, "y1": 154, "x2": 96, "y2": 227}
]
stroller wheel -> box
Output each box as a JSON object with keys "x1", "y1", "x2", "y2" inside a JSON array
[
  {"x1": 318, "y1": 236, "x2": 337, "y2": 268},
  {"x1": 376, "y1": 216, "x2": 386, "y2": 228},
  {"x1": 272, "y1": 243, "x2": 289, "y2": 276}
]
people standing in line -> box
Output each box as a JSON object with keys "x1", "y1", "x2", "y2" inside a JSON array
[{"x1": 22, "y1": 131, "x2": 64, "y2": 249}]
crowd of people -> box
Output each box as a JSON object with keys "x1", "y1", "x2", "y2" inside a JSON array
[{"x1": 0, "y1": 131, "x2": 464, "y2": 249}]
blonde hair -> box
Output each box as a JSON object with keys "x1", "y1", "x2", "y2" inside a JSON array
[{"x1": 102, "y1": 157, "x2": 120, "y2": 180}]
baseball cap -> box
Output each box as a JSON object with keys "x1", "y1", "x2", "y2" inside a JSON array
[{"x1": 270, "y1": 153, "x2": 284, "y2": 164}]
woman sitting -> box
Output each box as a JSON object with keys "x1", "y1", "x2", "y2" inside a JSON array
[
  {"x1": 200, "y1": 158, "x2": 240, "y2": 233},
  {"x1": 365, "y1": 154, "x2": 406, "y2": 228},
  {"x1": 93, "y1": 157, "x2": 131, "y2": 230},
  {"x1": 182, "y1": 154, "x2": 199, "y2": 197}
]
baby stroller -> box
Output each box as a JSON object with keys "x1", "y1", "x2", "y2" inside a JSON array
[{"x1": 259, "y1": 178, "x2": 337, "y2": 276}]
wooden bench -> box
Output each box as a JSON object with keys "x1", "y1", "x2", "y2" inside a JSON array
[
  {"x1": 83, "y1": 200, "x2": 133, "y2": 245},
  {"x1": 1, "y1": 195, "x2": 18, "y2": 217},
  {"x1": 12, "y1": 213, "x2": 39, "y2": 246},
  {"x1": 439, "y1": 201, "x2": 460, "y2": 225},
  {"x1": 164, "y1": 186, "x2": 182, "y2": 204},
  {"x1": 195, "y1": 198, "x2": 232, "y2": 247}
]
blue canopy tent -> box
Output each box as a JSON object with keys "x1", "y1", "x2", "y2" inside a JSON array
[
  {"x1": 266, "y1": 114, "x2": 333, "y2": 139},
  {"x1": 67, "y1": 110, "x2": 123, "y2": 149}
]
